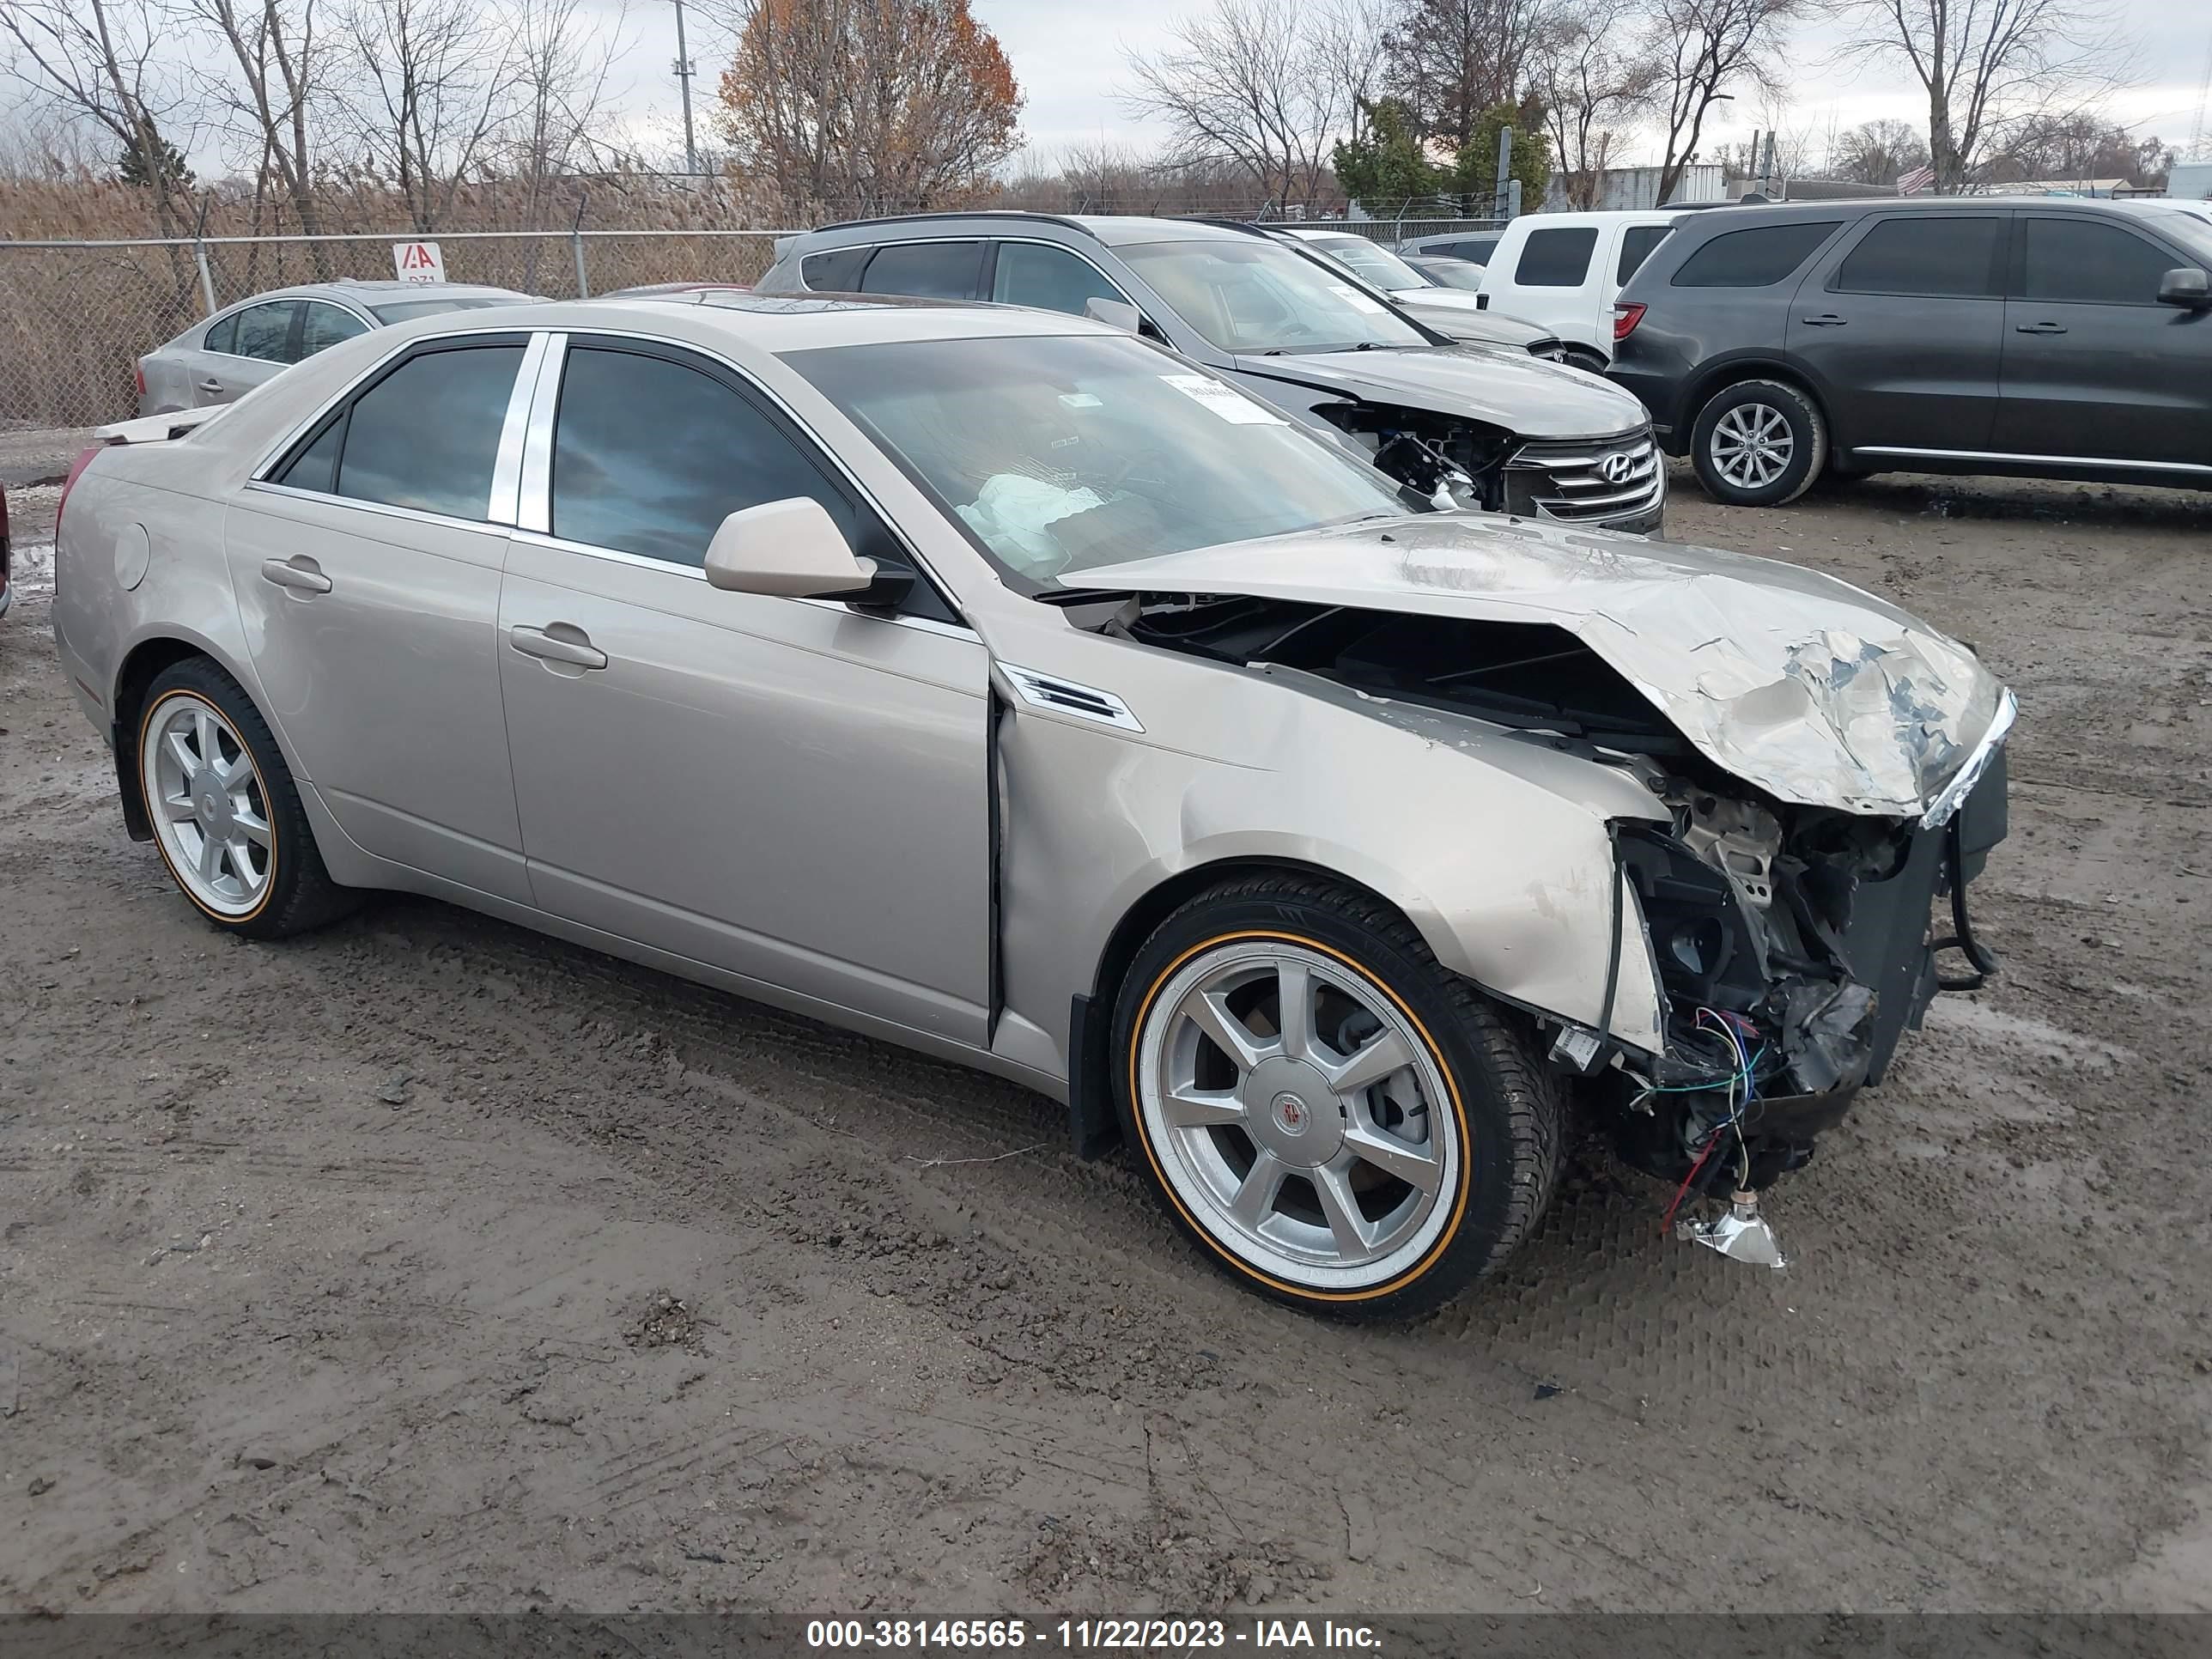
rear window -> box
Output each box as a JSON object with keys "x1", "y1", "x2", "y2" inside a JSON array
[
  {"x1": 1833, "y1": 216, "x2": 2003, "y2": 299},
  {"x1": 1617, "y1": 225, "x2": 1671, "y2": 285},
  {"x1": 1671, "y1": 222, "x2": 1840, "y2": 288},
  {"x1": 1513, "y1": 228, "x2": 1599, "y2": 287}
]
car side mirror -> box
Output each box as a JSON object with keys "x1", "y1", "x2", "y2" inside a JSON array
[
  {"x1": 702, "y1": 497, "x2": 911, "y2": 611},
  {"x1": 2159, "y1": 266, "x2": 2211, "y2": 308},
  {"x1": 1084, "y1": 296, "x2": 1143, "y2": 333}
]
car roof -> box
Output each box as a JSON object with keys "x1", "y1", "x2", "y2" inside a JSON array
[
  {"x1": 792, "y1": 210, "x2": 1266, "y2": 252},
  {"x1": 220, "y1": 279, "x2": 530, "y2": 309},
  {"x1": 401, "y1": 290, "x2": 1127, "y2": 352}
]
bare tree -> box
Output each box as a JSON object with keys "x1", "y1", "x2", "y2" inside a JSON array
[
  {"x1": 1382, "y1": 0, "x2": 1548, "y2": 152},
  {"x1": 339, "y1": 0, "x2": 520, "y2": 231},
  {"x1": 1645, "y1": 0, "x2": 1802, "y2": 207},
  {"x1": 1829, "y1": 116, "x2": 1929, "y2": 185},
  {"x1": 1121, "y1": 0, "x2": 1355, "y2": 213},
  {"x1": 1, "y1": 0, "x2": 200, "y2": 232},
  {"x1": 1527, "y1": 0, "x2": 1656, "y2": 210},
  {"x1": 1310, "y1": 0, "x2": 1392, "y2": 149},
  {"x1": 505, "y1": 0, "x2": 630, "y2": 227},
  {"x1": 1834, "y1": 0, "x2": 2127, "y2": 193},
  {"x1": 178, "y1": 0, "x2": 339, "y2": 247}
]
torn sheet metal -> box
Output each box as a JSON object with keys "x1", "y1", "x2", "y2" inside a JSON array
[{"x1": 1077, "y1": 513, "x2": 2011, "y2": 818}]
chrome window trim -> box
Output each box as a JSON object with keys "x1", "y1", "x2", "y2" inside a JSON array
[
  {"x1": 517, "y1": 325, "x2": 969, "y2": 624},
  {"x1": 489, "y1": 332, "x2": 553, "y2": 526},
  {"x1": 515, "y1": 332, "x2": 568, "y2": 533},
  {"x1": 507, "y1": 526, "x2": 980, "y2": 642},
  {"x1": 1856, "y1": 446, "x2": 2212, "y2": 477},
  {"x1": 250, "y1": 323, "x2": 542, "y2": 481},
  {"x1": 241, "y1": 477, "x2": 514, "y2": 538}
]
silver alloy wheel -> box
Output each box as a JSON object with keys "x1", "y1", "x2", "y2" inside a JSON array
[
  {"x1": 1710, "y1": 401, "x2": 1795, "y2": 490},
  {"x1": 143, "y1": 692, "x2": 273, "y2": 916},
  {"x1": 1136, "y1": 940, "x2": 1460, "y2": 1291}
]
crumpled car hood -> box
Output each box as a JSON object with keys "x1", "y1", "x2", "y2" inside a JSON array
[
  {"x1": 1231, "y1": 343, "x2": 1644, "y2": 437},
  {"x1": 1077, "y1": 513, "x2": 2012, "y2": 818}
]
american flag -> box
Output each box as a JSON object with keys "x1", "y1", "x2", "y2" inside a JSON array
[{"x1": 1897, "y1": 166, "x2": 1936, "y2": 196}]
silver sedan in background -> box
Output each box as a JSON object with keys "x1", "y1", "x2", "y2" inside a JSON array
[
  {"x1": 57, "y1": 294, "x2": 2011, "y2": 1317},
  {"x1": 137, "y1": 280, "x2": 536, "y2": 416}
]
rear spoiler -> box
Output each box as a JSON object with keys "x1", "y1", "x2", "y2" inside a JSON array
[{"x1": 93, "y1": 404, "x2": 228, "y2": 446}]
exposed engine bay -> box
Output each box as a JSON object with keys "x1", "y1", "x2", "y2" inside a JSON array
[
  {"x1": 1312, "y1": 401, "x2": 1508, "y2": 508},
  {"x1": 1116, "y1": 592, "x2": 2009, "y2": 1249}
]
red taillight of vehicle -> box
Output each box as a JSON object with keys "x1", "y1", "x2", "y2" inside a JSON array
[
  {"x1": 56, "y1": 445, "x2": 103, "y2": 542},
  {"x1": 135, "y1": 363, "x2": 146, "y2": 402},
  {"x1": 1, "y1": 481, "x2": 11, "y2": 593},
  {"x1": 1613, "y1": 301, "x2": 1647, "y2": 343}
]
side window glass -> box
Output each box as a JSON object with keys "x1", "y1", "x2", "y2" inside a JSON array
[
  {"x1": 1834, "y1": 216, "x2": 2002, "y2": 298},
  {"x1": 1672, "y1": 222, "x2": 1841, "y2": 287},
  {"x1": 860, "y1": 240, "x2": 983, "y2": 300},
  {"x1": 550, "y1": 345, "x2": 860, "y2": 568},
  {"x1": 277, "y1": 416, "x2": 344, "y2": 494},
  {"x1": 336, "y1": 343, "x2": 524, "y2": 520},
  {"x1": 1514, "y1": 228, "x2": 1599, "y2": 287},
  {"x1": 204, "y1": 313, "x2": 240, "y2": 354},
  {"x1": 234, "y1": 302, "x2": 297, "y2": 362},
  {"x1": 300, "y1": 304, "x2": 369, "y2": 356},
  {"x1": 2021, "y1": 218, "x2": 2176, "y2": 305},
  {"x1": 1618, "y1": 225, "x2": 1671, "y2": 285},
  {"x1": 990, "y1": 243, "x2": 1127, "y2": 317},
  {"x1": 801, "y1": 246, "x2": 871, "y2": 291}
]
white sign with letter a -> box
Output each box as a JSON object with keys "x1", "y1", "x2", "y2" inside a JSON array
[{"x1": 392, "y1": 241, "x2": 446, "y2": 285}]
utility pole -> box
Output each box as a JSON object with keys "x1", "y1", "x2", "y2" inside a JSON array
[{"x1": 672, "y1": 0, "x2": 699, "y2": 175}]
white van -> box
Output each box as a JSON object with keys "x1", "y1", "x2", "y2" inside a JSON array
[{"x1": 1476, "y1": 210, "x2": 1682, "y2": 368}]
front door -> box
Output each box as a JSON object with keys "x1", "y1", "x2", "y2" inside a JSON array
[
  {"x1": 1790, "y1": 210, "x2": 2011, "y2": 453},
  {"x1": 495, "y1": 337, "x2": 993, "y2": 1045},
  {"x1": 224, "y1": 336, "x2": 532, "y2": 901},
  {"x1": 1996, "y1": 211, "x2": 2212, "y2": 468}
]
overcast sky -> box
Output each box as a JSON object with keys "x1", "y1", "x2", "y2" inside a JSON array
[{"x1": 603, "y1": 0, "x2": 2209, "y2": 173}]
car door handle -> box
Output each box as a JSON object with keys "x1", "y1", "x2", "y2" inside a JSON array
[
  {"x1": 508, "y1": 623, "x2": 608, "y2": 670},
  {"x1": 2014, "y1": 321, "x2": 2068, "y2": 335},
  {"x1": 1799, "y1": 313, "x2": 1848, "y2": 326},
  {"x1": 259, "y1": 556, "x2": 331, "y2": 594},
  {"x1": 198, "y1": 377, "x2": 225, "y2": 392}
]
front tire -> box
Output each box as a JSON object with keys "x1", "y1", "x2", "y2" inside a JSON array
[
  {"x1": 1691, "y1": 378, "x2": 1826, "y2": 507},
  {"x1": 1111, "y1": 874, "x2": 1565, "y2": 1320},
  {"x1": 137, "y1": 658, "x2": 354, "y2": 939}
]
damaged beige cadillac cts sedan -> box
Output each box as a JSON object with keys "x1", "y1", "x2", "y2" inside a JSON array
[{"x1": 52, "y1": 294, "x2": 2013, "y2": 1317}]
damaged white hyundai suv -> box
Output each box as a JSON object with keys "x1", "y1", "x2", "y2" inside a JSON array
[{"x1": 52, "y1": 294, "x2": 2011, "y2": 1317}]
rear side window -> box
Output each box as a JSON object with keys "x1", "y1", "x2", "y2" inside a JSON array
[
  {"x1": 800, "y1": 246, "x2": 871, "y2": 291},
  {"x1": 550, "y1": 345, "x2": 860, "y2": 568},
  {"x1": 991, "y1": 242, "x2": 1127, "y2": 316},
  {"x1": 1672, "y1": 222, "x2": 1840, "y2": 287},
  {"x1": 332, "y1": 344, "x2": 524, "y2": 520},
  {"x1": 1513, "y1": 228, "x2": 1599, "y2": 287},
  {"x1": 1834, "y1": 216, "x2": 2003, "y2": 298},
  {"x1": 1617, "y1": 225, "x2": 1671, "y2": 285},
  {"x1": 204, "y1": 313, "x2": 239, "y2": 354},
  {"x1": 277, "y1": 419, "x2": 343, "y2": 494},
  {"x1": 2021, "y1": 217, "x2": 2177, "y2": 305},
  {"x1": 860, "y1": 240, "x2": 983, "y2": 301},
  {"x1": 1444, "y1": 238, "x2": 1497, "y2": 264}
]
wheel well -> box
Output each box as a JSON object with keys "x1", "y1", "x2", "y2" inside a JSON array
[
  {"x1": 1065, "y1": 856, "x2": 1424, "y2": 1158},
  {"x1": 1684, "y1": 362, "x2": 1828, "y2": 444},
  {"x1": 114, "y1": 638, "x2": 209, "y2": 739}
]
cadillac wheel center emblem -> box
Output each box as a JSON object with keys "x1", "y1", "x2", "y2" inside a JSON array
[
  {"x1": 1272, "y1": 1091, "x2": 1310, "y2": 1134},
  {"x1": 1600, "y1": 451, "x2": 1637, "y2": 484}
]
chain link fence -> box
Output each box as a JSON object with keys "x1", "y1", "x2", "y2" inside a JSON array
[
  {"x1": 0, "y1": 228, "x2": 791, "y2": 431},
  {"x1": 1, "y1": 217, "x2": 1504, "y2": 432}
]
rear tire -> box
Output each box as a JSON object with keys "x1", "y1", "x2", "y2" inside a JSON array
[
  {"x1": 137, "y1": 657, "x2": 356, "y2": 939},
  {"x1": 1111, "y1": 872, "x2": 1565, "y2": 1321},
  {"x1": 1691, "y1": 378, "x2": 1826, "y2": 507}
]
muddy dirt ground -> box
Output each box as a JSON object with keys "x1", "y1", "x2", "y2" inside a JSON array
[{"x1": 3, "y1": 451, "x2": 2209, "y2": 1617}]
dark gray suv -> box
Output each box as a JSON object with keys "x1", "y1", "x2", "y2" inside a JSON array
[
  {"x1": 757, "y1": 212, "x2": 1664, "y2": 532},
  {"x1": 1609, "y1": 197, "x2": 2212, "y2": 506}
]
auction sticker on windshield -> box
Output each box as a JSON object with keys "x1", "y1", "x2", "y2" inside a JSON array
[
  {"x1": 1328, "y1": 283, "x2": 1389, "y2": 313},
  {"x1": 1159, "y1": 374, "x2": 1285, "y2": 423}
]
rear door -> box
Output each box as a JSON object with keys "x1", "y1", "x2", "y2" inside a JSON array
[
  {"x1": 1791, "y1": 210, "x2": 2010, "y2": 453},
  {"x1": 1996, "y1": 211, "x2": 2212, "y2": 467},
  {"x1": 226, "y1": 333, "x2": 533, "y2": 900}
]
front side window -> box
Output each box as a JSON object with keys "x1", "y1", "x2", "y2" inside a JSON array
[
  {"x1": 550, "y1": 344, "x2": 858, "y2": 568},
  {"x1": 1672, "y1": 222, "x2": 1841, "y2": 288},
  {"x1": 232, "y1": 302, "x2": 298, "y2": 362},
  {"x1": 331, "y1": 343, "x2": 524, "y2": 520},
  {"x1": 299, "y1": 303, "x2": 369, "y2": 355},
  {"x1": 991, "y1": 243, "x2": 1128, "y2": 317},
  {"x1": 1514, "y1": 228, "x2": 1600, "y2": 287},
  {"x1": 2021, "y1": 217, "x2": 2179, "y2": 305},
  {"x1": 860, "y1": 240, "x2": 984, "y2": 301},
  {"x1": 1116, "y1": 237, "x2": 1427, "y2": 354},
  {"x1": 787, "y1": 333, "x2": 1407, "y2": 585},
  {"x1": 1834, "y1": 216, "x2": 2003, "y2": 299}
]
